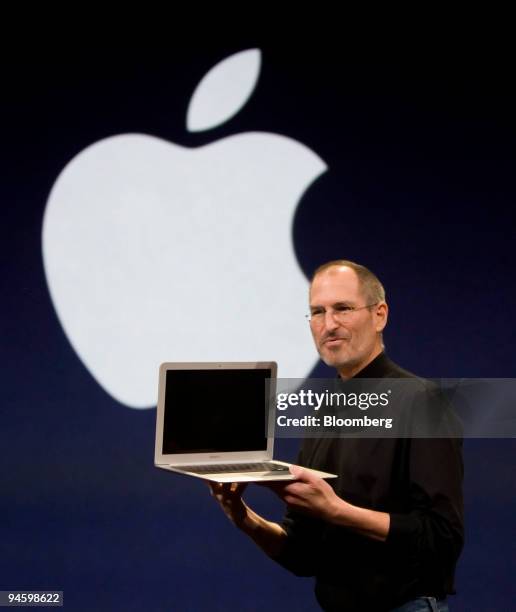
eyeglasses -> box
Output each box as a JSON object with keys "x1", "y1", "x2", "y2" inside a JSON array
[{"x1": 306, "y1": 303, "x2": 378, "y2": 324}]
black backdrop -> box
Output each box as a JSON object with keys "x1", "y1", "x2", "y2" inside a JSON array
[{"x1": 2, "y1": 40, "x2": 515, "y2": 611}]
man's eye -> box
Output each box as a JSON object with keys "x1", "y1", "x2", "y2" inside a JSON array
[
  {"x1": 335, "y1": 305, "x2": 353, "y2": 312},
  {"x1": 311, "y1": 310, "x2": 324, "y2": 317}
]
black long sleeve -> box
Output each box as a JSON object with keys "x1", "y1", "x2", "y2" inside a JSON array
[{"x1": 272, "y1": 353, "x2": 464, "y2": 611}]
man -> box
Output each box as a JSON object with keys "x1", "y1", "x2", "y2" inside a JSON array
[{"x1": 210, "y1": 260, "x2": 464, "y2": 612}]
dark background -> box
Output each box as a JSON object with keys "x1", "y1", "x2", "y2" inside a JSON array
[{"x1": 2, "y1": 39, "x2": 515, "y2": 610}]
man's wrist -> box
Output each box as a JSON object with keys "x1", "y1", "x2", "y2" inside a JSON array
[
  {"x1": 328, "y1": 498, "x2": 390, "y2": 541},
  {"x1": 233, "y1": 503, "x2": 258, "y2": 532}
]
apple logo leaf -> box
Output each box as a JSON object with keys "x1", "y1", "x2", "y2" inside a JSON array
[{"x1": 186, "y1": 48, "x2": 261, "y2": 132}]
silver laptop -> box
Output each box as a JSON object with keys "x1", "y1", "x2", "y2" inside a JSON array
[{"x1": 154, "y1": 361, "x2": 337, "y2": 483}]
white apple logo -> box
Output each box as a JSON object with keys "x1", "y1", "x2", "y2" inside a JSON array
[{"x1": 42, "y1": 49, "x2": 328, "y2": 408}]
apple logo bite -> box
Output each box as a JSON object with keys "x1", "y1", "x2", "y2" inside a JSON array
[{"x1": 42, "y1": 49, "x2": 328, "y2": 408}]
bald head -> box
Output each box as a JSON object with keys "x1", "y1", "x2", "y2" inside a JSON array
[{"x1": 310, "y1": 260, "x2": 385, "y2": 305}]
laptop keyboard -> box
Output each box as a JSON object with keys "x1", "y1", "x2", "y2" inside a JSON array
[{"x1": 179, "y1": 462, "x2": 291, "y2": 475}]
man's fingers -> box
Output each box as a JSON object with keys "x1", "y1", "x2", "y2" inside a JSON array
[
  {"x1": 206, "y1": 481, "x2": 220, "y2": 496},
  {"x1": 289, "y1": 464, "x2": 316, "y2": 482},
  {"x1": 232, "y1": 482, "x2": 248, "y2": 495},
  {"x1": 283, "y1": 482, "x2": 308, "y2": 496},
  {"x1": 211, "y1": 481, "x2": 248, "y2": 496}
]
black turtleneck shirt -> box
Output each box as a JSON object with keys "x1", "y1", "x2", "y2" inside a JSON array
[{"x1": 273, "y1": 353, "x2": 464, "y2": 611}]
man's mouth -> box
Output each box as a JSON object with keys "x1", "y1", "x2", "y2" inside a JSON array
[{"x1": 323, "y1": 336, "x2": 347, "y2": 346}]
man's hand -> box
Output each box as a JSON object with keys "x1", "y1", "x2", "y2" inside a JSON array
[
  {"x1": 208, "y1": 481, "x2": 248, "y2": 527},
  {"x1": 265, "y1": 465, "x2": 342, "y2": 522},
  {"x1": 266, "y1": 465, "x2": 390, "y2": 541},
  {"x1": 207, "y1": 480, "x2": 288, "y2": 557}
]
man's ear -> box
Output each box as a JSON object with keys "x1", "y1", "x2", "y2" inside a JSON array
[{"x1": 375, "y1": 302, "x2": 388, "y2": 333}]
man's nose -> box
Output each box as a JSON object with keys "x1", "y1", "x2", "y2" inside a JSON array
[{"x1": 323, "y1": 310, "x2": 340, "y2": 330}]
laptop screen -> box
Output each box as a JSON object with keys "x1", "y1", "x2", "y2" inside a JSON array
[{"x1": 162, "y1": 368, "x2": 271, "y2": 454}]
